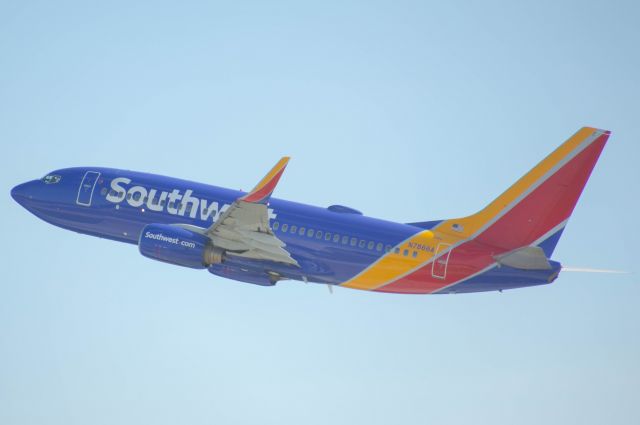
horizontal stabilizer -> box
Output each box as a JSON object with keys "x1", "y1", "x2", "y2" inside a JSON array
[{"x1": 495, "y1": 246, "x2": 552, "y2": 270}]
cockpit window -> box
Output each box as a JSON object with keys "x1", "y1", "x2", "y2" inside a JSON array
[{"x1": 42, "y1": 174, "x2": 61, "y2": 184}]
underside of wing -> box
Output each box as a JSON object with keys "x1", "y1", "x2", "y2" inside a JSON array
[
  {"x1": 207, "y1": 200, "x2": 298, "y2": 266},
  {"x1": 201, "y1": 156, "x2": 298, "y2": 266}
]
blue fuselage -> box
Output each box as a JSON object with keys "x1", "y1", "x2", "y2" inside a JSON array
[{"x1": 11, "y1": 167, "x2": 560, "y2": 293}]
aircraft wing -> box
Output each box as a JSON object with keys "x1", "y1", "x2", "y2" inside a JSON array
[{"x1": 204, "y1": 157, "x2": 298, "y2": 266}]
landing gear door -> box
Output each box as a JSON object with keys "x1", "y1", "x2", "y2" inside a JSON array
[
  {"x1": 77, "y1": 171, "x2": 101, "y2": 206},
  {"x1": 432, "y1": 243, "x2": 452, "y2": 279}
]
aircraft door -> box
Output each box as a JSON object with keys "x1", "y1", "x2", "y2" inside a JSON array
[
  {"x1": 432, "y1": 243, "x2": 452, "y2": 279},
  {"x1": 77, "y1": 171, "x2": 101, "y2": 206}
]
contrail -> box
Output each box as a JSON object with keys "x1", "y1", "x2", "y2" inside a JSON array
[{"x1": 562, "y1": 267, "x2": 630, "y2": 274}]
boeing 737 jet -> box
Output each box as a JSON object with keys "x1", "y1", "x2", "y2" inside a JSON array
[{"x1": 11, "y1": 127, "x2": 609, "y2": 294}]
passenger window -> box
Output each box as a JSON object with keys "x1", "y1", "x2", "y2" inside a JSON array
[
  {"x1": 394, "y1": 247, "x2": 400, "y2": 254},
  {"x1": 333, "y1": 234, "x2": 340, "y2": 243},
  {"x1": 152, "y1": 197, "x2": 158, "y2": 205},
  {"x1": 350, "y1": 237, "x2": 357, "y2": 246},
  {"x1": 412, "y1": 251, "x2": 418, "y2": 258},
  {"x1": 100, "y1": 187, "x2": 108, "y2": 196},
  {"x1": 186, "y1": 204, "x2": 192, "y2": 213},
  {"x1": 341, "y1": 235, "x2": 349, "y2": 244},
  {"x1": 272, "y1": 221, "x2": 279, "y2": 230},
  {"x1": 126, "y1": 193, "x2": 132, "y2": 200},
  {"x1": 307, "y1": 229, "x2": 314, "y2": 237},
  {"x1": 386, "y1": 245, "x2": 392, "y2": 253},
  {"x1": 316, "y1": 230, "x2": 323, "y2": 239},
  {"x1": 281, "y1": 223, "x2": 289, "y2": 232},
  {"x1": 358, "y1": 239, "x2": 365, "y2": 248},
  {"x1": 299, "y1": 227, "x2": 306, "y2": 236},
  {"x1": 291, "y1": 225, "x2": 297, "y2": 234},
  {"x1": 325, "y1": 232, "x2": 331, "y2": 241},
  {"x1": 376, "y1": 242, "x2": 383, "y2": 252},
  {"x1": 368, "y1": 241, "x2": 374, "y2": 250},
  {"x1": 403, "y1": 249, "x2": 409, "y2": 256}
]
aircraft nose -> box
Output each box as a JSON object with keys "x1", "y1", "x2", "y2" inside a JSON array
[
  {"x1": 11, "y1": 182, "x2": 28, "y2": 203},
  {"x1": 11, "y1": 181, "x2": 37, "y2": 207}
]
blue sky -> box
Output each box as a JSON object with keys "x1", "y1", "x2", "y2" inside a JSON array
[{"x1": 1, "y1": 1, "x2": 639, "y2": 424}]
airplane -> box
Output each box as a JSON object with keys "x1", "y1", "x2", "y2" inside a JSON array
[{"x1": 11, "y1": 127, "x2": 609, "y2": 294}]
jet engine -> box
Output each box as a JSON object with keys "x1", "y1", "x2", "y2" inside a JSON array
[{"x1": 138, "y1": 223, "x2": 224, "y2": 269}]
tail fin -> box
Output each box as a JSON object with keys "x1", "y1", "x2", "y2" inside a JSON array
[{"x1": 441, "y1": 127, "x2": 609, "y2": 256}]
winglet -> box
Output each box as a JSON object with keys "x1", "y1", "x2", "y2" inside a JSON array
[{"x1": 240, "y1": 157, "x2": 290, "y2": 204}]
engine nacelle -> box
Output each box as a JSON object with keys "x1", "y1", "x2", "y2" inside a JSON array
[{"x1": 139, "y1": 223, "x2": 224, "y2": 269}]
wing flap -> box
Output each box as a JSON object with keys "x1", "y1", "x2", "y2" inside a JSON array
[{"x1": 204, "y1": 159, "x2": 298, "y2": 266}]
